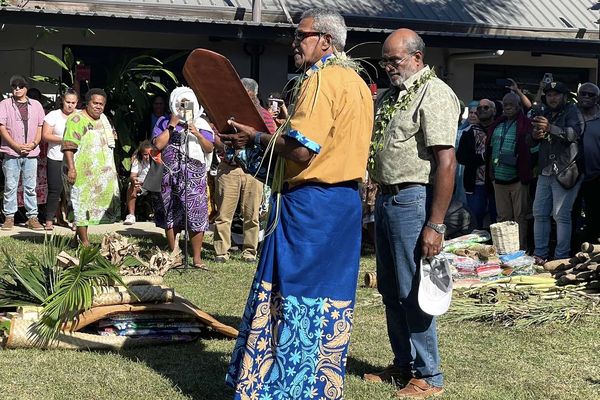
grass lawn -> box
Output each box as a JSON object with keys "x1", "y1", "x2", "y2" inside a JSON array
[{"x1": 0, "y1": 234, "x2": 599, "y2": 400}]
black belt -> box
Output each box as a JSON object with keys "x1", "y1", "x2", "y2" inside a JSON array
[{"x1": 379, "y1": 182, "x2": 425, "y2": 195}]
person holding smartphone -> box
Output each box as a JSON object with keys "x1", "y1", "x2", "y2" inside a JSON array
[
  {"x1": 487, "y1": 92, "x2": 533, "y2": 250},
  {"x1": 531, "y1": 82, "x2": 584, "y2": 264},
  {"x1": 267, "y1": 93, "x2": 288, "y2": 127}
]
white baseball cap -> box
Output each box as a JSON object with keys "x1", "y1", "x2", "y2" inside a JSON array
[{"x1": 418, "y1": 256, "x2": 453, "y2": 316}]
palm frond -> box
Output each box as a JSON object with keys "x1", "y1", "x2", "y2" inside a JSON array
[
  {"x1": 0, "y1": 249, "x2": 48, "y2": 305},
  {"x1": 31, "y1": 244, "x2": 126, "y2": 346},
  {"x1": 0, "y1": 237, "x2": 70, "y2": 307},
  {"x1": 0, "y1": 278, "x2": 43, "y2": 307}
]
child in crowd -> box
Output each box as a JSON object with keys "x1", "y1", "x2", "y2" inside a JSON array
[{"x1": 124, "y1": 140, "x2": 152, "y2": 225}]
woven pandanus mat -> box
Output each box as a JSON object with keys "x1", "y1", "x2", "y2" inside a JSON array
[
  {"x1": 5, "y1": 296, "x2": 238, "y2": 349},
  {"x1": 91, "y1": 285, "x2": 174, "y2": 307},
  {"x1": 120, "y1": 275, "x2": 164, "y2": 286}
]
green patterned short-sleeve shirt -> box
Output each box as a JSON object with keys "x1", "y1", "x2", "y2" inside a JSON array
[{"x1": 369, "y1": 66, "x2": 460, "y2": 185}]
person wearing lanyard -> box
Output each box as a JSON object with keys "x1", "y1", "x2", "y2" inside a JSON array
[{"x1": 488, "y1": 92, "x2": 533, "y2": 250}]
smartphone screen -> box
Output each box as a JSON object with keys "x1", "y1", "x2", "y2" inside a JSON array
[{"x1": 183, "y1": 101, "x2": 194, "y2": 122}]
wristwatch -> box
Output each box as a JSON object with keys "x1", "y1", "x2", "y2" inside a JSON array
[{"x1": 426, "y1": 221, "x2": 446, "y2": 235}]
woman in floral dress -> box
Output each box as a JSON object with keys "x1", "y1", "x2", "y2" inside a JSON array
[{"x1": 62, "y1": 88, "x2": 120, "y2": 246}]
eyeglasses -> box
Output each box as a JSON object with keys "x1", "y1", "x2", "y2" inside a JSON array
[
  {"x1": 293, "y1": 31, "x2": 324, "y2": 42},
  {"x1": 477, "y1": 105, "x2": 491, "y2": 111},
  {"x1": 11, "y1": 85, "x2": 25, "y2": 90},
  {"x1": 579, "y1": 91, "x2": 598, "y2": 98},
  {"x1": 378, "y1": 52, "x2": 415, "y2": 69}
]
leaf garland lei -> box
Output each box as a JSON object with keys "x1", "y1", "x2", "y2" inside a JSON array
[{"x1": 369, "y1": 68, "x2": 437, "y2": 170}]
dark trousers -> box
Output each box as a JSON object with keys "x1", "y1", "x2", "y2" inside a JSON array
[
  {"x1": 583, "y1": 177, "x2": 600, "y2": 243},
  {"x1": 466, "y1": 185, "x2": 497, "y2": 230},
  {"x1": 45, "y1": 158, "x2": 63, "y2": 222}
]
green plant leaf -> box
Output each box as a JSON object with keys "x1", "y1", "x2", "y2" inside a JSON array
[
  {"x1": 163, "y1": 50, "x2": 189, "y2": 65},
  {"x1": 121, "y1": 157, "x2": 131, "y2": 171},
  {"x1": 129, "y1": 67, "x2": 178, "y2": 84},
  {"x1": 147, "y1": 81, "x2": 167, "y2": 93},
  {"x1": 36, "y1": 51, "x2": 69, "y2": 71},
  {"x1": 0, "y1": 319, "x2": 10, "y2": 331},
  {"x1": 64, "y1": 47, "x2": 74, "y2": 70},
  {"x1": 31, "y1": 244, "x2": 126, "y2": 345},
  {"x1": 160, "y1": 68, "x2": 179, "y2": 84},
  {"x1": 127, "y1": 55, "x2": 163, "y2": 69},
  {"x1": 0, "y1": 236, "x2": 68, "y2": 308},
  {"x1": 29, "y1": 75, "x2": 61, "y2": 86},
  {"x1": 127, "y1": 80, "x2": 148, "y2": 118},
  {"x1": 121, "y1": 256, "x2": 144, "y2": 268}
]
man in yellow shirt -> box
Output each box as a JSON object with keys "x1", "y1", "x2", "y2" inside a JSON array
[{"x1": 222, "y1": 8, "x2": 374, "y2": 400}]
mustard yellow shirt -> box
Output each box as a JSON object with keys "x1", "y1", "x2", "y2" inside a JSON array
[{"x1": 284, "y1": 56, "x2": 374, "y2": 187}]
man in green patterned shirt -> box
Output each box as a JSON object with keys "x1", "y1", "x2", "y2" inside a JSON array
[{"x1": 364, "y1": 28, "x2": 460, "y2": 399}]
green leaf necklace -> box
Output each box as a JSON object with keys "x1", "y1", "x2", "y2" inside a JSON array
[{"x1": 369, "y1": 68, "x2": 436, "y2": 170}]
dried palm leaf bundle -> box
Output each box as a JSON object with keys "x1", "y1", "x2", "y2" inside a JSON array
[
  {"x1": 447, "y1": 276, "x2": 600, "y2": 327},
  {"x1": 100, "y1": 232, "x2": 141, "y2": 265}
]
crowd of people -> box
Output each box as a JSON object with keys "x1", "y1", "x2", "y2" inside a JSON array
[
  {"x1": 1, "y1": 7, "x2": 600, "y2": 399},
  {"x1": 455, "y1": 79, "x2": 599, "y2": 264}
]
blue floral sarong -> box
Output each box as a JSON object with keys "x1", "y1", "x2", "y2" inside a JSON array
[{"x1": 226, "y1": 181, "x2": 362, "y2": 400}]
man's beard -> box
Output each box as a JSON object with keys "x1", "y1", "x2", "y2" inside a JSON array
[
  {"x1": 548, "y1": 101, "x2": 565, "y2": 112},
  {"x1": 388, "y1": 65, "x2": 419, "y2": 87}
]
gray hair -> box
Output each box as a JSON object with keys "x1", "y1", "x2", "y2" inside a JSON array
[
  {"x1": 503, "y1": 92, "x2": 521, "y2": 105},
  {"x1": 579, "y1": 82, "x2": 599, "y2": 95},
  {"x1": 479, "y1": 98, "x2": 496, "y2": 110},
  {"x1": 300, "y1": 8, "x2": 347, "y2": 52},
  {"x1": 241, "y1": 78, "x2": 259, "y2": 95},
  {"x1": 404, "y1": 33, "x2": 426, "y2": 57}
]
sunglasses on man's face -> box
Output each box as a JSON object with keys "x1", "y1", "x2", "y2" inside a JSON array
[
  {"x1": 579, "y1": 91, "x2": 598, "y2": 98},
  {"x1": 477, "y1": 105, "x2": 491, "y2": 111},
  {"x1": 293, "y1": 31, "x2": 324, "y2": 42}
]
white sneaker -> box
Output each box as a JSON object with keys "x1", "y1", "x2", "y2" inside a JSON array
[{"x1": 124, "y1": 214, "x2": 136, "y2": 225}]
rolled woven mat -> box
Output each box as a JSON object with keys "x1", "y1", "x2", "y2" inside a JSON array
[
  {"x1": 67, "y1": 295, "x2": 238, "y2": 338},
  {"x1": 120, "y1": 275, "x2": 164, "y2": 286},
  {"x1": 6, "y1": 318, "x2": 195, "y2": 350},
  {"x1": 363, "y1": 272, "x2": 377, "y2": 288},
  {"x1": 92, "y1": 285, "x2": 174, "y2": 307},
  {"x1": 6, "y1": 296, "x2": 238, "y2": 349}
]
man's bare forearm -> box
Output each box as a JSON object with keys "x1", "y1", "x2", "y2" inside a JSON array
[{"x1": 256, "y1": 131, "x2": 312, "y2": 163}]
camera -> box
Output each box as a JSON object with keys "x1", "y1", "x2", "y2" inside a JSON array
[
  {"x1": 269, "y1": 97, "x2": 283, "y2": 114},
  {"x1": 178, "y1": 100, "x2": 194, "y2": 122},
  {"x1": 530, "y1": 102, "x2": 546, "y2": 118},
  {"x1": 542, "y1": 73, "x2": 553, "y2": 84}
]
